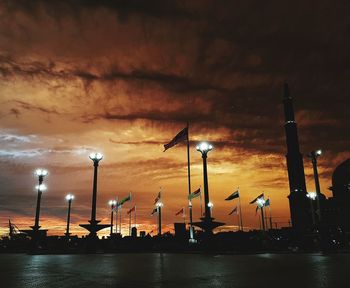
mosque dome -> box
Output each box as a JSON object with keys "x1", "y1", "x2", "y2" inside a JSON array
[{"x1": 332, "y1": 158, "x2": 350, "y2": 198}]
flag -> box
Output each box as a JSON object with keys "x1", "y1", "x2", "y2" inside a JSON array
[
  {"x1": 249, "y1": 193, "x2": 264, "y2": 204},
  {"x1": 154, "y1": 191, "x2": 161, "y2": 204},
  {"x1": 265, "y1": 199, "x2": 270, "y2": 207},
  {"x1": 163, "y1": 126, "x2": 188, "y2": 151},
  {"x1": 229, "y1": 206, "x2": 238, "y2": 215},
  {"x1": 175, "y1": 208, "x2": 184, "y2": 216},
  {"x1": 225, "y1": 190, "x2": 239, "y2": 201},
  {"x1": 188, "y1": 187, "x2": 201, "y2": 200},
  {"x1": 151, "y1": 208, "x2": 157, "y2": 215},
  {"x1": 119, "y1": 193, "x2": 132, "y2": 206},
  {"x1": 127, "y1": 206, "x2": 136, "y2": 214}
]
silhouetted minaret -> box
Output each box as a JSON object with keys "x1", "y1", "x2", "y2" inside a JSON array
[{"x1": 283, "y1": 83, "x2": 311, "y2": 232}]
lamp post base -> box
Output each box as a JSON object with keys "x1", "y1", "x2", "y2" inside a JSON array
[{"x1": 79, "y1": 220, "x2": 110, "y2": 238}]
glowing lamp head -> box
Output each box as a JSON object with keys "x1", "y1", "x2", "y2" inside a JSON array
[
  {"x1": 108, "y1": 200, "x2": 117, "y2": 207},
  {"x1": 35, "y1": 169, "x2": 48, "y2": 177},
  {"x1": 89, "y1": 152, "x2": 103, "y2": 161},
  {"x1": 207, "y1": 202, "x2": 214, "y2": 208},
  {"x1": 36, "y1": 184, "x2": 47, "y2": 192},
  {"x1": 196, "y1": 142, "x2": 213, "y2": 154},
  {"x1": 256, "y1": 198, "x2": 266, "y2": 208},
  {"x1": 156, "y1": 202, "x2": 164, "y2": 208},
  {"x1": 65, "y1": 194, "x2": 74, "y2": 201},
  {"x1": 307, "y1": 192, "x2": 317, "y2": 200},
  {"x1": 316, "y1": 149, "x2": 322, "y2": 156}
]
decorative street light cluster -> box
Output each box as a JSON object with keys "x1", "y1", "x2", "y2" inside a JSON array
[{"x1": 27, "y1": 142, "x2": 225, "y2": 239}]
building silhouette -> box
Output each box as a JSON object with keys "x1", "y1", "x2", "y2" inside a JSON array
[
  {"x1": 282, "y1": 84, "x2": 312, "y2": 233},
  {"x1": 329, "y1": 159, "x2": 350, "y2": 231}
]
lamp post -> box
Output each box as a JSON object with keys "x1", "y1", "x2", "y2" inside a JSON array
[
  {"x1": 108, "y1": 200, "x2": 117, "y2": 236},
  {"x1": 196, "y1": 142, "x2": 213, "y2": 221},
  {"x1": 256, "y1": 198, "x2": 266, "y2": 231},
  {"x1": 65, "y1": 194, "x2": 74, "y2": 237},
  {"x1": 306, "y1": 192, "x2": 317, "y2": 228},
  {"x1": 32, "y1": 169, "x2": 48, "y2": 231},
  {"x1": 90, "y1": 152, "x2": 103, "y2": 224},
  {"x1": 80, "y1": 152, "x2": 110, "y2": 238},
  {"x1": 308, "y1": 149, "x2": 322, "y2": 222},
  {"x1": 208, "y1": 201, "x2": 214, "y2": 217},
  {"x1": 156, "y1": 201, "x2": 163, "y2": 236}
]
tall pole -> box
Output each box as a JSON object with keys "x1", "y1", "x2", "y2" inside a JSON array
[
  {"x1": 66, "y1": 199, "x2": 72, "y2": 237},
  {"x1": 260, "y1": 206, "x2": 266, "y2": 231},
  {"x1": 129, "y1": 211, "x2": 132, "y2": 236},
  {"x1": 34, "y1": 175, "x2": 43, "y2": 230},
  {"x1": 110, "y1": 205, "x2": 114, "y2": 236},
  {"x1": 186, "y1": 122, "x2": 194, "y2": 241},
  {"x1": 310, "y1": 152, "x2": 322, "y2": 222},
  {"x1": 91, "y1": 160, "x2": 99, "y2": 223},
  {"x1": 115, "y1": 205, "x2": 118, "y2": 234},
  {"x1": 238, "y1": 188, "x2": 243, "y2": 231},
  {"x1": 158, "y1": 206, "x2": 162, "y2": 236},
  {"x1": 134, "y1": 206, "x2": 137, "y2": 230},
  {"x1": 269, "y1": 206, "x2": 273, "y2": 230},
  {"x1": 202, "y1": 153, "x2": 211, "y2": 220},
  {"x1": 119, "y1": 207, "x2": 122, "y2": 235}
]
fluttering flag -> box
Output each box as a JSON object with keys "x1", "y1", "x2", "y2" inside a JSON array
[
  {"x1": 154, "y1": 191, "x2": 161, "y2": 204},
  {"x1": 229, "y1": 206, "x2": 238, "y2": 215},
  {"x1": 151, "y1": 208, "x2": 157, "y2": 215},
  {"x1": 225, "y1": 190, "x2": 239, "y2": 201},
  {"x1": 127, "y1": 206, "x2": 136, "y2": 215},
  {"x1": 163, "y1": 126, "x2": 188, "y2": 151},
  {"x1": 175, "y1": 208, "x2": 184, "y2": 216},
  {"x1": 119, "y1": 193, "x2": 132, "y2": 206},
  {"x1": 249, "y1": 193, "x2": 264, "y2": 204},
  {"x1": 188, "y1": 187, "x2": 201, "y2": 200},
  {"x1": 265, "y1": 199, "x2": 270, "y2": 207}
]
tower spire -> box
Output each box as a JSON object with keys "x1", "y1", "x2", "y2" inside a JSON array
[{"x1": 282, "y1": 83, "x2": 311, "y2": 233}]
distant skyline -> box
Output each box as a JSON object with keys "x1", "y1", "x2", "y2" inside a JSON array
[{"x1": 0, "y1": 0, "x2": 349, "y2": 236}]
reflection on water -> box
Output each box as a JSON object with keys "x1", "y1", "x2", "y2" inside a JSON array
[{"x1": 0, "y1": 253, "x2": 349, "y2": 288}]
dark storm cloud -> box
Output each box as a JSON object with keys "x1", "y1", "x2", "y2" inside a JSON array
[{"x1": 0, "y1": 0, "x2": 349, "y2": 162}]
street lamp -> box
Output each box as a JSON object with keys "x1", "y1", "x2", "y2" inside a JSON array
[
  {"x1": 306, "y1": 192, "x2": 317, "y2": 228},
  {"x1": 32, "y1": 169, "x2": 48, "y2": 231},
  {"x1": 256, "y1": 198, "x2": 266, "y2": 231},
  {"x1": 156, "y1": 201, "x2": 163, "y2": 236},
  {"x1": 89, "y1": 152, "x2": 103, "y2": 226},
  {"x1": 196, "y1": 142, "x2": 213, "y2": 221},
  {"x1": 308, "y1": 149, "x2": 322, "y2": 222},
  {"x1": 65, "y1": 194, "x2": 74, "y2": 237},
  {"x1": 80, "y1": 152, "x2": 110, "y2": 238},
  {"x1": 108, "y1": 200, "x2": 117, "y2": 236}
]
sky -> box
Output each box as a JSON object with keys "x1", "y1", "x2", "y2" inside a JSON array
[{"x1": 0, "y1": 0, "x2": 349, "y2": 237}]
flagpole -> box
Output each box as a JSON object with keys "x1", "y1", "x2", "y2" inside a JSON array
[
  {"x1": 119, "y1": 207, "x2": 122, "y2": 235},
  {"x1": 186, "y1": 122, "x2": 194, "y2": 242},
  {"x1": 260, "y1": 206, "x2": 266, "y2": 231},
  {"x1": 238, "y1": 187, "x2": 243, "y2": 231},
  {"x1": 269, "y1": 205, "x2": 273, "y2": 230},
  {"x1": 129, "y1": 210, "x2": 131, "y2": 236},
  {"x1": 183, "y1": 207, "x2": 186, "y2": 224},
  {"x1": 135, "y1": 206, "x2": 137, "y2": 230},
  {"x1": 199, "y1": 188, "x2": 203, "y2": 218}
]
